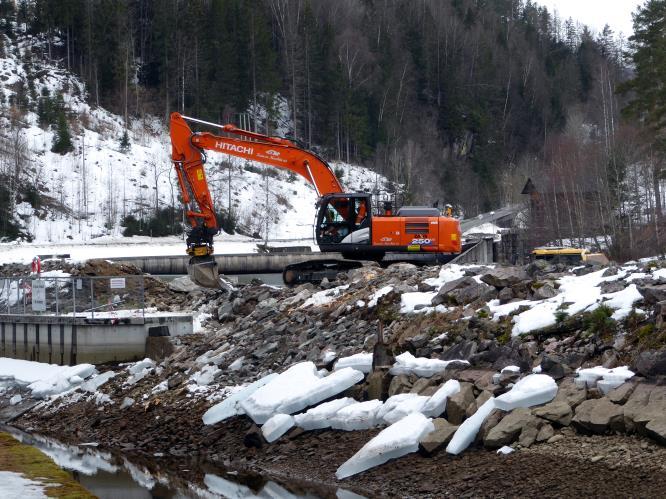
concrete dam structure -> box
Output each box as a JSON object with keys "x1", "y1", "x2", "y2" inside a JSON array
[{"x1": 0, "y1": 313, "x2": 192, "y2": 365}]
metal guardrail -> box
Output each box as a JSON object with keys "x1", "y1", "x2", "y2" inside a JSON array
[{"x1": 0, "y1": 275, "x2": 145, "y2": 319}]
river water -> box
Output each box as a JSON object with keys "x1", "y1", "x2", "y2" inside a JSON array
[{"x1": 2, "y1": 426, "x2": 365, "y2": 499}]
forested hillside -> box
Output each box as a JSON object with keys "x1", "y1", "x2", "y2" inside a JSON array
[
  {"x1": 0, "y1": 0, "x2": 664, "y2": 259},
  {"x1": 12, "y1": 0, "x2": 630, "y2": 206}
]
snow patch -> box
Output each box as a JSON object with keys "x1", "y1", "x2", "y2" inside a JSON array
[
  {"x1": 239, "y1": 362, "x2": 364, "y2": 424},
  {"x1": 294, "y1": 397, "x2": 357, "y2": 431},
  {"x1": 336, "y1": 413, "x2": 434, "y2": 479},
  {"x1": 0, "y1": 470, "x2": 48, "y2": 498},
  {"x1": 261, "y1": 413, "x2": 295, "y2": 442},
  {"x1": 494, "y1": 374, "x2": 558, "y2": 411},
  {"x1": 334, "y1": 353, "x2": 373, "y2": 374},
  {"x1": 202, "y1": 374, "x2": 279, "y2": 425},
  {"x1": 389, "y1": 352, "x2": 469, "y2": 378},
  {"x1": 367, "y1": 286, "x2": 393, "y2": 307}
]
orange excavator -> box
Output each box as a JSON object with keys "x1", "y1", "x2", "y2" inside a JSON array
[{"x1": 170, "y1": 113, "x2": 462, "y2": 287}]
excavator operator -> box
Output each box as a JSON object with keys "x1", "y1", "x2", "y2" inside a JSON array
[{"x1": 354, "y1": 198, "x2": 368, "y2": 229}]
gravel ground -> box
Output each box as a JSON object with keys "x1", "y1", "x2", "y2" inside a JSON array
[{"x1": 14, "y1": 396, "x2": 666, "y2": 498}]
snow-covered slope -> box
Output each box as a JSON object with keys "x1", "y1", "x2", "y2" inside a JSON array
[{"x1": 0, "y1": 31, "x2": 389, "y2": 247}]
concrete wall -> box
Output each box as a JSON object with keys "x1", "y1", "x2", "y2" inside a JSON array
[
  {"x1": 0, "y1": 314, "x2": 192, "y2": 365},
  {"x1": 450, "y1": 238, "x2": 494, "y2": 265}
]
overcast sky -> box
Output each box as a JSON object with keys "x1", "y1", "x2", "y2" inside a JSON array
[{"x1": 537, "y1": 0, "x2": 645, "y2": 37}]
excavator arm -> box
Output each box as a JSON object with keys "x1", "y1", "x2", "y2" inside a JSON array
[{"x1": 170, "y1": 112, "x2": 345, "y2": 287}]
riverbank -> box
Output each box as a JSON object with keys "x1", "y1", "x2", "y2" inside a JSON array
[
  {"x1": 0, "y1": 431, "x2": 94, "y2": 498},
  {"x1": 3, "y1": 256, "x2": 666, "y2": 496},
  {"x1": 12, "y1": 406, "x2": 666, "y2": 498}
]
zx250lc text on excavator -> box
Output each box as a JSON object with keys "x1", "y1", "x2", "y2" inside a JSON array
[{"x1": 170, "y1": 113, "x2": 462, "y2": 287}]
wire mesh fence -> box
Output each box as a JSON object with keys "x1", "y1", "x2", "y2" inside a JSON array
[{"x1": 0, "y1": 275, "x2": 145, "y2": 318}]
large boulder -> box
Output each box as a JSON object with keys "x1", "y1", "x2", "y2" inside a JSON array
[
  {"x1": 554, "y1": 378, "x2": 587, "y2": 409},
  {"x1": 536, "y1": 423, "x2": 555, "y2": 442},
  {"x1": 636, "y1": 284, "x2": 666, "y2": 305},
  {"x1": 623, "y1": 384, "x2": 653, "y2": 433},
  {"x1": 498, "y1": 287, "x2": 514, "y2": 304},
  {"x1": 455, "y1": 370, "x2": 498, "y2": 394},
  {"x1": 525, "y1": 259, "x2": 555, "y2": 277},
  {"x1": 431, "y1": 277, "x2": 470, "y2": 305},
  {"x1": 633, "y1": 350, "x2": 666, "y2": 377},
  {"x1": 607, "y1": 382, "x2": 636, "y2": 405},
  {"x1": 479, "y1": 409, "x2": 503, "y2": 441},
  {"x1": 469, "y1": 341, "x2": 532, "y2": 374},
  {"x1": 599, "y1": 280, "x2": 627, "y2": 295},
  {"x1": 530, "y1": 282, "x2": 558, "y2": 301},
  {"x1": 645, "y1": 417, "x2": 666, "y2": 446},
  {"x1": 431, "y1": 277, "x2": 493, "y2": 306},
  {"x1": 572, "y1": 398, "x2": 624, "y2": 434},
  {"x1": 418, "y1": 418, "x2": 458, "y2": 456},
  {"x1": 446, "y1": 382, "x2": 475, "y2": 424},
  {"x1": 440, "y1": 340, "x2": 478, "y2": 361},
  {"x1": 388, "y1": 374, "x2": 413, "y2": 396},
  {"x1": 540, "y1": 354, "x2": 567, "y2": 380},
  {"x1": 168, "y1": 276, "x2": 200, "y2": 293},
  {"x1": 533, "y1": 400, "x2": 574, "y2": 426},
  {"x1": 466, "y1": 391, "x2": 494, "y2": 418},
  {"x1": 449, "y1": 281, "x2": 496, "y2": 305},
  {"x1": 518, "y1": 419, "x2": 542, "y2": 447},
  {"x1": 480, "y1": 267, "x2": 530, "y2": 289},
  {"x1": 632, "y1": 386, "x2": 666, "y2": 429},
  {"x1": 484, "y1": 408, "x2": 539, "y2": 448},
  {"x1": 217, "y1": 301, "x2": 233, "y2": 319}
]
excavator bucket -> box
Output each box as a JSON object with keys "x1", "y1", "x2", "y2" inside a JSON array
[{"x1": 187, "y1": 256, "x2": 221, "y2": 288}]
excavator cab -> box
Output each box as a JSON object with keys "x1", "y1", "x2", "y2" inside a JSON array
[{"x1": 316, "y1": 193, "x2": 372, "y2": 248}]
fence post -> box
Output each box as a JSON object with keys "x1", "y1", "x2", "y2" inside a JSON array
[
  {"x1": 72, "y1": 278, "x2": 77, "y2": 317},
  {"x1": 141, "y1": 276, "x2": 145, "y2": 320},
  {"x1": 54, "y1": 277, "x2": 59, "y2": 315},
  {"x1": 90, "y1": 278, "x2": 95, "y2": 319}
]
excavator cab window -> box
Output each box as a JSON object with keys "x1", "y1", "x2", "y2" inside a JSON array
[{"x1": 316, "y1": 195, "x2": 371, "y2": 245}]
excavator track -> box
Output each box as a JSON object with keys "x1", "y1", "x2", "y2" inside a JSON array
[{"x1": 282, "y1": 259, "x2": 364, "y2": 286}]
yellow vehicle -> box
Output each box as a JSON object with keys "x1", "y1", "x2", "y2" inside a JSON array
[{"x1": 532, "y1": 247, "x2": 609, "y2": 265}]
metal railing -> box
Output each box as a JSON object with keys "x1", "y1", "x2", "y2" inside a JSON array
[{"x1": 0, "y1": 275, "x2": 145, "y2": 319}]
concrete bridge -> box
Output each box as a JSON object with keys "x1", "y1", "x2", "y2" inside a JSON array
[
  {"x1": 109, "y1": 252, "x2": 343, "y2": 275},
  {"x1": 460, "y1": 203, "x2": 524, "y2": 233}
]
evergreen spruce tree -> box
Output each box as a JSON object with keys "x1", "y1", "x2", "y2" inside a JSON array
[
  {"x1": 619, "y1": 0, "x2": 666, "y2": 218},
  {"x1": 119, "y1": 129, "x2": 130, "y2": 152},
  {"x1": 51, "y1": 111, "x2": 73, "y2": 154},
  {"x1": 620, "y1": 0, "x2": 666, "y2": 129}
]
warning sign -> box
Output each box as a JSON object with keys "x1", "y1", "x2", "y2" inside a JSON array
[
  {"x1": 109, "y1": 278, "x2": 126, "y2": 289},
  {"x1": 32, "y1": 279, "x2": 46, "y2": 312}
]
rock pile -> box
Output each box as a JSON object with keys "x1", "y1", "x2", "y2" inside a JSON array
[{"x1": 170, "y1": 258, "x2": 666, "y2": 390}]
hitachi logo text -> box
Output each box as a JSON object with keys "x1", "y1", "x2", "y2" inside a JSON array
[{"x1": 215, "y1": 142, "x2": 253, "y2": 155}]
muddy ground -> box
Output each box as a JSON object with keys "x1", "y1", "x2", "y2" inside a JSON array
[{"x1": 13, "y1": 388, "x2": 666, "y2": 498}]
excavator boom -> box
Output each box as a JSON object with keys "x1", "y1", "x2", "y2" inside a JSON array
[{"x1": 172, "y1": 113, "x2": 344, "y2": 197}]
